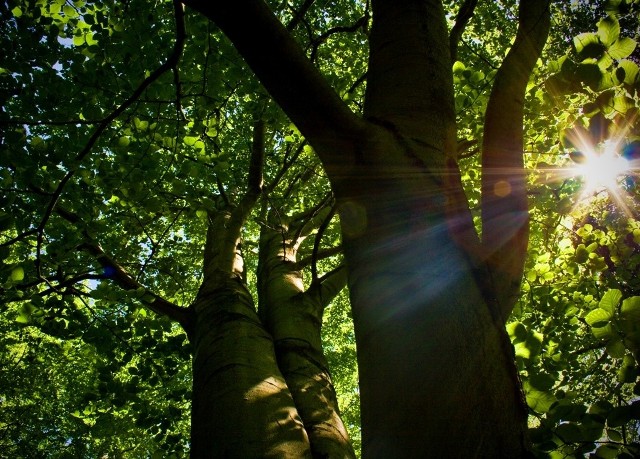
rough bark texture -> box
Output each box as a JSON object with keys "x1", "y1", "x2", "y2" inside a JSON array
[{"x1": 258, "y1": 219, "x2": 354, "y2": 459}]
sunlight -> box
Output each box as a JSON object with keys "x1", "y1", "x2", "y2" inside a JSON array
[
  {"x1": 575, "y1": 141, "x2": 631, "y2": 194},
  {"x1": 538, "y1": 131, "x2": 638, "y2": 217}
]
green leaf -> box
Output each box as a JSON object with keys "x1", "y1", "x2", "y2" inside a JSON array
[
  {"x1": 525, "y1": 386, "x2": 556, "y2": 413},
  {"x1": 574, "y1": 32, "x2": 606, "y2": 59},
  {"x1": 10, "y1": 266, "x2": 25, "y2": 282},
  {"x1": 609, "y1": 37, "x2": 636, "y2": 59},
  {"x1": 555, "y1": 422, "x2": 583, "y2": 443},
  {"x1": 0, "y1": 212, "x2": 15, "y2": 232},
  {"x1": 597, "y1": 16, "x2": 620, "y2": 47},
  {"x1": 594, "y1": 444, "x2": 620, "y2": 459},
  {"x1": 606, "y1": 339, "x2": 626, "y2": 359},
  {"x1": 592, "y1": 324, "x2": 615, "y2": 340},
  {"x1": 507, "y1": 321, "x2": 527, "y2": 343},
  {"x1": 11, "y1": 6, "x2": 22, "y2": 17},
  {"x1": 621, "y1": 297, "x2": 640, "y2": 321},
  {"x1": 183, "y1": 136, "x2": 198, "y2": 146},
  {"x1": 576, "y1": 63, "x2": 603, "y2": 89},
  {"x1": 607, "y1": 428, "x2": 623, "y2": 442},
  {"x1": 585, "y1": 308, "x2": 612, "y2": 327},
  {"x1": 617, "y1": 59, "x2": 639, "y2": 84},
  {"x1": 607, "y1": 405, "x2": 633, "y2": 427},
  {"x1": 618, "y1": 364, "x2": 637, "y2": 383},
  {"x1": 452, "y1": 61, "x2": 466, "y2": 74},
  {"x1": 599, "y1": 289, "x2": 622, "y2": 315},
  {"x1": 529, "y1": 372, "x2": 556, "y2": 391}
]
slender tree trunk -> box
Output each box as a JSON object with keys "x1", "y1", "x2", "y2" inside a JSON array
[
  {"x1": 258, "y1": 220, "x2": 355, "y2": 459},
  {"x1": 190, "y1": 274, "x2": 311, "y2": 458},
  {"x1": 187, "y1": 208, "x2": 311, "y2": 458}
]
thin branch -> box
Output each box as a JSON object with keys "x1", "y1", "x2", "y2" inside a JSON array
[
  {"x1": 311, "y1": 203, "x2": 337, "y2": 282},
  {"x1": 309, "y1": 16, "x2": 368, "y2": 62},
  {"x1": 286, "y1": 0, "x2": 316, "y2": 31},
  {"x1": 449, "y1": 0, "x2": 478, "y2": 64},
  {"x1": 296, "y1": 245, "x2": 342, "y2": 270}
]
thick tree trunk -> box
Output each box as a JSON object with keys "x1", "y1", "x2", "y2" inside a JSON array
[
  {"x1": 187, "y1": 205, "x2": 312, "y2": 458},
  {"x1": 340, "y1": 185, "x2": 530, "y2": 457},
  {"x1": 258, "y1": 221, "x2": 355, "y2": 459},
  {"x1": 332, "y1": 124, "x2": 530, "y2": 456}
]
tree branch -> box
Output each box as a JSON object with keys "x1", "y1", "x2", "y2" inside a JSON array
[
  {"x1": 181, "y1": 0, "x2": 366, "y2": 163},
  {"x1": 309, "y1": 264, "x2": 348, "y2": 308},
  {"x1": 481, "y1": 0, "x2": 551, "y2": 320},
  {"x1": 55, "y1": 207, "x2": 190, "y2": 327},
  {"x1": 449, "y1": 0, "x2": 478, "y2": 64}
]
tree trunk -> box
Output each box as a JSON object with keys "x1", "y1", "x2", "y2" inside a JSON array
[
  {"x1": 340, "y1": 183, "x2": 530, "y2": 457},
  {"x1": 258, "y1": 219, "x2": 355, "y2": 459},
  {"x1": 190, "y1": 275, "x2": 311, "y2": 458},
  {"x1": 188, "y1": 208, "x2": 311, "y2": 458}
]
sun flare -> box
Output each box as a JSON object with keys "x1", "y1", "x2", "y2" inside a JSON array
[{"x1": 575, "y1": 145, "x2": 631, "y2": 193}]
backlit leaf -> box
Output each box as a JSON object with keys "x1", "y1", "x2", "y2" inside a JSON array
[
  {"x1": 621, "y1": 297, "x2": 640, "y2": 321},
  {"x1": 585, "y1": 307, "x2": 612, "y2": 327},
  {"x1": 609, "y1": 37, "x2": 636, "y2": 59},
  {"x1": 599, "y1": 289, "x2": 622, "y2": 315}
]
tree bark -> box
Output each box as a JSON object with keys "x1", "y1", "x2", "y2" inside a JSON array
[
  {"x1": 187, "y1": 146, "x2": 312, "y2": 456},
  {"x1": 190, "y1": 273, "x2": 311, "y2": 458},
  {"x1": 258, "y1": 216, "x2": 355, "y2": 459}
]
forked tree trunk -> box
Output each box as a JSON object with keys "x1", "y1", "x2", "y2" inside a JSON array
[
  {"x1": 189, "y1": 274, "x2": 311, "y2": 458},
  {"x1": 181, "y1": 0, "x2": 550, "y2": 456},
  {"x1": 186, "y1": 209, "x2": 312, "y2": 458},
  {"x1": 258, "y1": 219, "x2": 355, "y2": 459}
]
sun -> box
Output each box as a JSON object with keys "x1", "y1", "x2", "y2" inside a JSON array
[{"x1": 575, "y1": 141, "x2": 631, "y2": 194}]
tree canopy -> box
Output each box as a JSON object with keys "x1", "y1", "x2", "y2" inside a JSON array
[{"x1": 1, "y1": 0, "x2": 640, "y2": 457}]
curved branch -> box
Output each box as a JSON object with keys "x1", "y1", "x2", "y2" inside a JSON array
[
  {"x1": 55, "y1": 207, "x2": 190, "y2": 327},
  {"x1": 449, "y1": 0, "x2": 478, "y2": 64},
  {"x1": 481, "y1": 0, "x2": 551, "y2": 320},
  {"x1": 311, "y1": 264, "x2": 348, "y2": 308},
  {"x1": 181, "y1": 0, "x2": 366, "y2": 164},
  {"x1": 79, "y1": 240, "x2": 191, "y2": 326}
]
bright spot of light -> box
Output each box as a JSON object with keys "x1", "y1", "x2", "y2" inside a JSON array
[{"x1": 575, "y1": 143, "x2": 630, "y2": 193}]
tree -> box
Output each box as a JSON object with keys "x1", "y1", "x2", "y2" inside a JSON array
[
  {"x1": 1, "y1": 0, "x2": 639, "y2": 457},
  {"x1": 180, "y1": 0, "x2": 549, "y2": 456}
]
